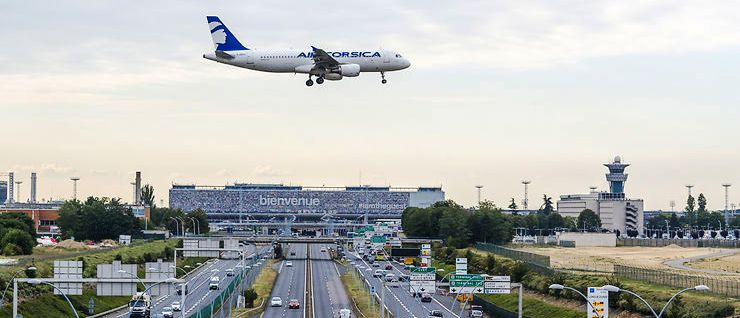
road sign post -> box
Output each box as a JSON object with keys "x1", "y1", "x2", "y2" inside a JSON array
[{"x1": 587, "y1": 287, "x2": 609, "y2": 318}]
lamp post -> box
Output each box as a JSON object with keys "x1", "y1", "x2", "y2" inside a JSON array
[
  {"x1": 129, "y1": 278, "x2": 179, "y2": 316},
  {"x1": 118, "y1": 270, "x2": 145, "y2": 290},
  {"x1": 170, "y1": 217, "x2": 180, "y2": 237},
  {"x1": 174, "y1": 216, "x2": 186, "y2": 237},
  {"x1": 26, "y1": 279, "x2": 80, "y2": 318},
  {"x1": 600, "y1": 284, "x2": 709, "y2": 318},
  {"x1": 549, "y1": 284, "x2": 602, "y2": 318},
  {"x1": 0, "y1": 266, "x2": 36, "y2": 307}
]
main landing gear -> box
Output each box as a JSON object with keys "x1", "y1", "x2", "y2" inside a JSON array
[
  {"x1": 306, "y1": 75, "x2": 325, "y2": 86},
  {"x1": 381, "y1": 71, "x2": 387, "y2": 84}
]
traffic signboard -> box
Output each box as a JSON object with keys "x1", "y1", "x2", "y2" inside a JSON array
[
  {"x1": 449, "y1": 274, "x2": 483, "y2": 281},
  {"x1": 485, "y1": 288, "x2": 511, "y2": 294},
  {"x1": 409, "y1": 281, "x2": 436, "y2": 294},
  {"x1": 450, "y1": 280, "x2": 484, "y2": 287},
  {"x1": 410, "y1": 274, "x2": 436, "y2": 281},
  {"x1": 410, "y1": 267, "x2": 436, "y2": 273},
  {"x1": 450, "y1": 286, "x2": 484, "y2": 294},
  {"x1": 587, "y1": 287, "x2": 609, "y2": 318},
  {"x1": 486, "y1": 275, "x2": 510, "y2": 282},
  {"x1": 484, "y1": 282, "x2": 511, "y2": 289}
]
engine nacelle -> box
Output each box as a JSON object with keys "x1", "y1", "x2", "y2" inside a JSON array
[
  {"x1": 337, "y1": 64, "x2": 360, "y2": 77},
  {"x1": 324, "y1": 73, "x2": 343, "y2": 81}
]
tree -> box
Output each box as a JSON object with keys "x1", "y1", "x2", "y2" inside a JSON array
[
  {"x1": 57, "y1": 197, "x2": 142, "y2": 241},
  {"x1": 141, "y1": 184, "x2": 155, "y2": 208},
  {"x1": 577, "y1": 209, "x2": 601, "y2": 232},
  {"x1": 685, "y1": 195, "x2": 696, "y2": 226},
  {"x1": 0, "y1": 229, "x2": 35, "y2": 255},
  {"x1": 508, "y1": 198, "x2": 518, "y2": 210},
  {"x1": 697, "y1": 193, "x2": 707, "y2": 213},
  {"x1": 685, "y1": 195, "x2": 695, "y2": 213},
  {"x1": 539, "y1": 195, "x2": 554, "y2": 215},
  {"x1": 186, "y1": 209, "x2": 210, "y2": 234}
]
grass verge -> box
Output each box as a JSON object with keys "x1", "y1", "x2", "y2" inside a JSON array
[
  {"x1": 340, "y1": 267, "x2": 379, "y2": 318},
  {"x1": 233, "y1": 259, "x2": 277, "y2": 317}
]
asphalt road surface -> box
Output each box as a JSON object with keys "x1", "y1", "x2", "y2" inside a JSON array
[
  {"x1": 263, "y1": 243, "x2": 307, "y2": 318},
  {"x1": 310, "y1": 244, "x2": 352, "y2": 318},
  {"x1": 106, "y1": 244, "x2": 264, "y2": 318},
  {"x1": 349, "y1": 251, "x2": 469, "y2": 318}
]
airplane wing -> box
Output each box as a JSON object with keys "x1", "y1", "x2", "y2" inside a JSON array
[{"x1": 311, "y1": 46, "x2": 339, "y2": 69}]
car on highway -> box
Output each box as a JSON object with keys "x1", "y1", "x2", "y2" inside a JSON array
[
  {"x1": 290, "y1": 251, "x2": 296, "y2": 256},
  {"x1": 226, "y1": 269, "x2": 234, "y2": 277},
  {"x1": 286, "y1": 261, "x2": 293, "y2": 267},
  {"x1": 399, "y1": 274, "x2": 410, "y2": 282},
  {"x1": 469, "y1": 305, "x2": 483, "y2": 317},
  {"x1": 288, "y1": 299, "x2": 300, "y2": 309},
  {"x1": 384, "y1": 273, "x2": 396, "y2": 282},
  {"x1": 271, "y1": 297, "x2": 283, "y2": 307},
  {"x1": 171, "y1": 301, "x2": 181, "y2": 311},
  {"x1": 321, "y1": 247, "x2": 327, "y2": 252},
  {"x1": 385, "y1": 264, "x2": 393, "y2": 270},
  {"x1": 209, "y1": 276, "x2": 220, "y2": 290},
  {"x1": 371, "y1": 263, "x2": 380, "y2": 268},
  {"x1": 387, "y1": 278, "x2": 400, "y2": 287},
  {"x1": 420, "y1": 293, "x2": 433, "y2": 303},
  {"x1": 161, "y1": 307, "x2": 174, "y2": 318},
  {"x1": 428, "y1": 309, "x2": 444, "y2": 317},
  {"x1": 373, "y1": 269, "x2": 385, "y2": 278},
  {"x1": 339, "y1": 308, "x2": 352, "y2": 318}
]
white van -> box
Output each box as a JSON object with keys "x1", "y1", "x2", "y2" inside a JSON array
[{"x1": 209, "y1": 276, "x2": 220, "y2": 290}]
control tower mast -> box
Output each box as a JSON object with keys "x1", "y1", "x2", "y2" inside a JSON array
[{"x1": 604, "y1": 156, "x2": 629, "y2": 194}]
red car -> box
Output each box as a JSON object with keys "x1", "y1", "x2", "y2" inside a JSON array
[
  {"x1": 385, "y1": 264, "x2": 393, "y2": 270},
  {"x1": 288, "y1": 299, "x2": 300, "y2": 309}
]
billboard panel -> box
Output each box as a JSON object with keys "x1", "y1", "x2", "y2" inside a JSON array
[
  {"x1": 97, "y1": 261, "x2": 137, "y2": 296},
  {"x1": 54, "y1": 261, "x2": 83, "y2": 296}
]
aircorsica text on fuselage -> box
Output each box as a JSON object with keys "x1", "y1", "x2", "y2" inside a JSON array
[{"x1": 296, "y1": 51, "x2": 382, "y2": 58}]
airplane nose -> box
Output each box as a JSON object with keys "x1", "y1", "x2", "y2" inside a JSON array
[{"x1": 402, "y1": 59, "x2": 411, "y2": 69}]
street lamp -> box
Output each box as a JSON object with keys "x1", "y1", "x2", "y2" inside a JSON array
[
  {"x1": 657, "y1": 285, "x2": 709, "y2": 318},
  {"x1": 170, "y1": 217, "x2": 180, "y2": 236},
  {"x1": 26, "y1": 279, "x2": 80, "y2": 318},
  {"x1": 189, "y1": 218, "x2": 197, "y2": 236},
  {"x1": 1, "y1": 266, "x2": 37, "y2": 307},
  {"x1": 129, "y1": 278, "x2": 179, "y2": 315},
  {"x1": 549, "y1": 284, "x2": 602, "y2": 318},
  {"x1": 600, "y1": 284, "x2": 707, "y2": 318},
  {"x1": 118, "y1": 270, "x2": 145, "y2": 290}
]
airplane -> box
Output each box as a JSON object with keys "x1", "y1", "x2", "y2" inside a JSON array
[{"x1": 202, "y1": 16, "x2": 411, "y2": 86}]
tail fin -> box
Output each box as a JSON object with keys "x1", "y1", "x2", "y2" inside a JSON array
[{"x1": 206, "y1": 16, "x2": 248, "y2": 51}]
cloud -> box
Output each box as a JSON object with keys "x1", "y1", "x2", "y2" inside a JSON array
[
  {"x1": 11, "y1": 163, "x2": 74, "y2": 175},
  {"x1": 252, "y1": 165, "x2": 287, "y2": 178}
]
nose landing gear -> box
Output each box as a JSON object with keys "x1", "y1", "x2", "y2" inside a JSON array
[{"x1": 380, "y1": 72, "x2": 387, "y2": 84}]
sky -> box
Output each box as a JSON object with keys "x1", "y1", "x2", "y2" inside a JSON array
[{"x1": 1, "y1": 1, "x2": 740, "y2": 210}]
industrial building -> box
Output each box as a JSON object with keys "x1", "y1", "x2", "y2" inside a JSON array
[{"x1": 557, "y1": 156, "x2": 644, "y2": 235}]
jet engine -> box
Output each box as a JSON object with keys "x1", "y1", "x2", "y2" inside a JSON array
[
  {"x1": 324, "y1": 73, "x2": 343, "y2": 81},
  {"x1": 335, "y1": 64, "x2": 361, "y2": 77}
]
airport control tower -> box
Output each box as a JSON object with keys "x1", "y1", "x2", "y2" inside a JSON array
[{"x1": 604, "y1": 156, "x2": 629, "y2": 194}]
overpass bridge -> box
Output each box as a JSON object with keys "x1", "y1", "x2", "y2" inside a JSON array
[{"x1": 176, "y1": 235, "x2": 442, "y2": 244}]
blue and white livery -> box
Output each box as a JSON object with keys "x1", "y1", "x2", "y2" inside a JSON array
[{"x1": 202, "y1": 16, "x2": 411, "y2": 86}]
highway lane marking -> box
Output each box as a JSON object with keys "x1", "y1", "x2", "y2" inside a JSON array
[
  {"x1": 387, "y1": 260, "x2": 461, "y2": 318},
  {"x1": 353, "y1": 253, "x2": 417, "y2": 318}
]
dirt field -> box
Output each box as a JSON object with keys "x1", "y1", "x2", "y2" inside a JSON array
[
  {"x1": 687, "y1": 253, "x2": 740, "y2": 273},
  {"x1": 513, "y1": 245, "x2": 735, "y2": 272}
]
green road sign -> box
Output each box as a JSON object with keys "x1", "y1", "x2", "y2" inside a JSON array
[
  {"x1": 450, "y1": 274, "x2": 483, "y2": 281},
  {"x1": 371, "y1": 236, "x2": 387, "y2": 243},
  {"x1": 450, "y1": 281, "x2": 485, "y2": 287},
  {"x1": 410, "y1": 267, "x2": 436, "y2": 273}
]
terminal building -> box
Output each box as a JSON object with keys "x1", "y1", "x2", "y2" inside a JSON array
[
  {"x1": 557, "y1": 156, "x2": 644, "y2": 235},
  {"x1": 169, "y1": 183, "x2": 445, "y2": 224}
]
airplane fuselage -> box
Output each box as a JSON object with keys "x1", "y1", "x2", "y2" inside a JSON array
[{"x1": 203, "y1": 49, "x2": 410, "y2": 74}]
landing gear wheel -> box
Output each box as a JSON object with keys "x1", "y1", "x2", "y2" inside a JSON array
[
  {"x1": 306, "y1": 79, "x2": 314, "y2": 86},
  {"x1": 381, "y1": 79, "x2": 387, "y2": 84},
  {"x1": 380, "y1": 71, "x2": 387, "y2": 84},
  {"x1": 316, "y1": 77, "x2": 325, "y2": 84}
]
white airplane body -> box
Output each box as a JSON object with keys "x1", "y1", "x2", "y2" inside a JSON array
[{"x1": 203, "y1": 16, "x2": 410, "y2": 86}]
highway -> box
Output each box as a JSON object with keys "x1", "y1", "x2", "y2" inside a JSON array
[
  {"x1": 310, "y1": 244, "x2": 352, "y2": 318},
  {"x1": 263, "y1": 243, "x2": 307, "y2": 318},
  {"x1": 349, "y1": 251, "x2": 469, "y2": 318},
  {"x1": 106, "y1": 244, "x2": 266, "y2": 318}
]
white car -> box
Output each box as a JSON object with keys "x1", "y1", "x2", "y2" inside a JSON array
[
  {"x1": 209, "y1": 276, "x2": 220, "y2": 290},
  {"x1": 271, "y1": 296, "x2": 283, "y2": 307},
  {"x1": 226, "y1": 269, "x2": 234, "y2": 277},
  {"x1": 171, "y1": 301, "x2": 181, "y2": 311},
  {"x1": 161, "y1": 307, "x2": 174, "y2": 318},
  {"x1": 286, "y1": 261, "x2": 293, "y2": 267}
]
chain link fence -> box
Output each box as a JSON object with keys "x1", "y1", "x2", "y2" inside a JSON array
[{"x1": 476, "y1": 242, "x2": 551, "y2": 268}]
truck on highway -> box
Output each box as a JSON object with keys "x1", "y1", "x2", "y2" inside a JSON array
[{"x1": 128, "y1": 292, "x2": 152, "y2": 317}]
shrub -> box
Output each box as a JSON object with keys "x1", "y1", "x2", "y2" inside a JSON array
[
  {"x1": 0, "y1": 229, "x2": 35, "y2": 255},
  {"x1": 2, "y1": 243, "x2": 22, "y2": 256}
]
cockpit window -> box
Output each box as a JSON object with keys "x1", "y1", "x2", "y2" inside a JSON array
[{"x1": 395, "y1": 54, "x2": 403, "y2": 58}]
